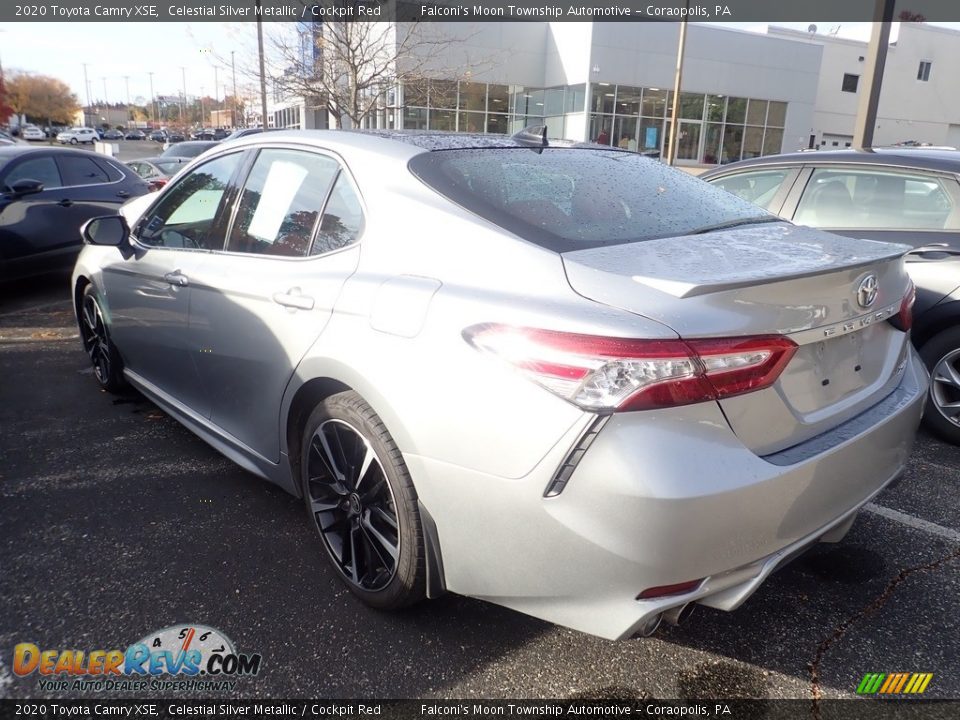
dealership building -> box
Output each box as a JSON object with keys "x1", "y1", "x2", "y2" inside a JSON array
[{"x1": 268, "y1": 21, "x2": 960, "y2": 165}]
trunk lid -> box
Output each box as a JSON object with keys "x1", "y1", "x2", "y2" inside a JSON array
[{"x1": 562, "y1": 222, "x2": 913, "y2": 455}]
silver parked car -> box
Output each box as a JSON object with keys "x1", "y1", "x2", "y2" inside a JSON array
[{"x1": 72, "y1": 130, "x2": 927, "y2": 639}]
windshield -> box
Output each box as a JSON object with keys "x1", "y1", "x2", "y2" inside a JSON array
[{"x1": 408, "y1": 148, "x2": 774, "y2": 252}]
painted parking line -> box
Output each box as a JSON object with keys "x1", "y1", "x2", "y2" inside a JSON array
[{"x1": 864, "y1": 503, "x2": 960, "y2": 544}]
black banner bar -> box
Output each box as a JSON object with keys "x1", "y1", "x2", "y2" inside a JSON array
[
  {"x1": 6, "y1": 0, "x2": 960, "y2": 23},
  {"x1": 1, "y1": 700, "x2": 959, "y2": 720}
]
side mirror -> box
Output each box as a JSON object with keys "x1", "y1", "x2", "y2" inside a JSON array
[
  {"x1": 81, "y1": 215, "x2": 130, "y2": 247},
  {"x1": 9, "y1": 179, "x2": 44, "y2": 196}
]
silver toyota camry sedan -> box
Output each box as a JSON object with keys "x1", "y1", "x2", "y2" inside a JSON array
[{"x1": 72, "y1": 129, "x2": 927, "y2": 639}]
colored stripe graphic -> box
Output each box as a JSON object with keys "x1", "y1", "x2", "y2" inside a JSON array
[{"x1": 857, "y1": 672, "x2": 933, "y2": 694}]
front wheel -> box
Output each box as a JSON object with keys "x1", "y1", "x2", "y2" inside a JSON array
[
  {"x1": 300, "y1": 391, "x2": 426, "y2": 609},
  {"x1": 78, "y1": 284, "x2": 126, "y2": 393},
  {"x1": 919, "y1": 327, "x2": 960, "y2": 445},
  {"x1": 69, "y1": 137, "x2": 78, "y2": 145}
]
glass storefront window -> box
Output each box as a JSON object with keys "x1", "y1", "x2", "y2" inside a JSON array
[
  {"x1": 488, "y1": 84, "x2": 509, "y2": 112},
  {"x1": 564, "y1": 84, "x2": 586, "y2": 113},
  {"x1": 404, "y1": 80, "x2": 428, "y2": 107},
  {"x1": 743, "y1": 126, "x2": 764, "y2": 158},
  {"x1": 680, "y1": 93, "x2": 706, "y2": 120},
  {"x1": 616, "y1": 86, "x2": 642, "y2": 116},
  {"x1": 642, "y1": 89, "x2": 668, "y2": 118},
  {"x1": 486, "y1": 114, "x2": 508, "y2": 135},
  {"x1": 429, "y1": 80, "x2": 458, "y2": 109},
  {"x1": 762, "y1": 128, "x2": 784, "y2": 155},
  {"x1": 706, "y1": 95, "x2": 725, "y2": 122},
  {"x1": 703, "y1": 123, "x2": 724, "y2": 164},
  {"x1": 544, "y1": 115, "x2": 566, "y2": 138},
  {"x1": 589, "y1": 114, "x2": 614, "y2": 144},
  {"x1": 458, "y1": 82, "x2": 486, "y2": 112},
  {"x1": 725, "y1": 97, "x2": 747, "y2": 124},
  {"x1": 746, "y1": 99, "x2": 767, "y2": 126},
  {"x1": 614, "y1": 116, "x2": 638, "y2": 149},
  {"x1": 403, "y1": 107, "x2": 427, "y2": 129},
  {"x1": 767, "y1": 101, "x2": 787, "y2": 127},
  {"x1": 639, "y1": 119, "x2": 662, "y2": 152},
  {"x1": 722, "y1": 124, "x2": 744, "y2": 163},
  {"x1": 544, "y1": 88, "x2": 565, "y2": 116},
  {"x1": 429, "y1": 108, "x2": 456, "y2": 130},
  {"x1": 591, "y1": 84, "x2": 616, "y2": 114},
  {"x1": 460, "y1": 111, "x2": 486, "y2": 133}
]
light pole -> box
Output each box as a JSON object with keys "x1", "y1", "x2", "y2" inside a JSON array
[
  {"x1": 180, "y1": 66, "x2": 187, "y2": 125},
  {"x1": 231, "y1": 50, "x2": 238, "y2": 127},
  {"x1": 256, "y1": 0, "x2": 268, "y2": 128},
  {"x1": 123, "y1": 75, "x2": 131, "y2": 127},
  {"x1": 200, "y1": 86, "x2": 206, "y2": 126},
  {"x1": 214, "y1": 66, "x2": 219, "y2": 125},
  {"x1": 148, "y1": 72, "x2": 156, "y2": 127},
  {"x1": 82, "y1": 63, "x2": 92, "y2": 109},
  {"x1": 665, "y1": 3, "x2": 690, "y2": 166}
]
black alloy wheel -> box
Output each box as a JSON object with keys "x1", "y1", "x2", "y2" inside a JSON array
[
  {"x1": 301, "y1": 391, "x2": 426, "y2": 608},
  {"x1": 79, "y1": 285, "x2": 125, "y2": 392}
]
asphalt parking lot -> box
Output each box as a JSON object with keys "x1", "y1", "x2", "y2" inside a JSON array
[{"x1": 1, "y1": 274, "x2": 959, "y2": 701}]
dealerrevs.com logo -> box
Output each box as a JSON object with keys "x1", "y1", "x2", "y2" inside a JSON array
[{"x1": 12, "y1": 624, "x2": 262, "y2": 693}]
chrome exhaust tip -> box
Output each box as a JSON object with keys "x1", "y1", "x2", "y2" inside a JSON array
[
  {"x1": 635, "y1": 613, "x2": 663, "y2": 637},
  {"x1": 662, "y1": 603, "x2": 695, "y2": 626}
]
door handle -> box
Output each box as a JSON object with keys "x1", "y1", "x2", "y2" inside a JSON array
[
  {"x1": 273, "y1": 287, "x2": 315, "y2": 311},
  {"x1": 163, "y1": 271, "x2": 189, "y2": 287},
  {"x1": 117, "y1": 190, "x2": 130, "y2": 199},
  {"x1": 57, "y1": 199, "x2": 73, "y2": 207}
]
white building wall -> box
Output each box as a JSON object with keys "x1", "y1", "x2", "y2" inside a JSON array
[{"x1": 771, "y1": 23, "x2": 960, "y2": 148}]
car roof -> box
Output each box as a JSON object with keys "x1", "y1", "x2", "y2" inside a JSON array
[
  {"x1": 709, "y1": 148, "x2": 960, "y2": 174},
  {"x1": 0, "y1": 146, "x2": 107, "y2": 161},
  {"x1": 219, "y1": 129, "x2": 617, "y2": 161}
]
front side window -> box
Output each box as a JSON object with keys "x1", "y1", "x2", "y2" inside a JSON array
[
  {"x1": 227, "y1": 149, "x2": 339, "y2": 257},
  {"x1": 794, "y1": 167, "x2": 960, "y2": 231},
  {"x1": 2, "y1": 156, "x2": 61, "y2": 189},
  {"x1": 136, "y1": 152, "x2": 241, "y2": 249},
  {"x1": 710, "y1": 169, "x2": 793, "y2": 211},
  {"x1": 409, "y1": 148, "x2": 773, "y2": 253}
]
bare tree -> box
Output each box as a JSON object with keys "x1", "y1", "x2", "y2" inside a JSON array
[{"x1": 272, "y1": 21, "x2": 485, "y2": 129}]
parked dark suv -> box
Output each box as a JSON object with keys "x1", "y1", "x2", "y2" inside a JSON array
[{"x1": 703, "y1": 148, "x2": 960, "y2": 444}]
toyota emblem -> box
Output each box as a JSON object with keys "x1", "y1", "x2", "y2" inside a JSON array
[{"x1": 857, "y1": 274, "x2": 879, "y2": 308}]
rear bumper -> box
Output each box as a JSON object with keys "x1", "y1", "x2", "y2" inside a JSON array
[{"x1": 408, "y1": 347, "x2": 927, "y2": 640}]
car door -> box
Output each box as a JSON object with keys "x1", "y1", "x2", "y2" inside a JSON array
[
  {"x1": 782, "y1": 164, "x2": 960, "y2": 314},
  {"x1": 0, "y1": 153, "x2": 76, "y2": 277},
  {"x1": 187, "y1": 146, "x2": 364, "y2": 462},
  {"x1": 101, "y1": 151, "x2": 245, "y2": 415}
]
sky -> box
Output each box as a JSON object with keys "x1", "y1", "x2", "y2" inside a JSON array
[{"x1": 2, "y1": 21, "x2": 960, "y2": 107}]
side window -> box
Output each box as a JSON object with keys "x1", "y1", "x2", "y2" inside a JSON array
[
  {"x1": 311, "y1": 173, "x2": 365, "y2": 255},
  {"x1": 93, "y1": 158, "x2": 126, "y2": 182},
  {"x1": 136, "y1": 152, "x2": 241, "y2": 249},
  {"x1": 794, "y1": 167, "x2": 960, "y2": 231},
  {"x1": 56, "y1": 156, "x2": 110, "y2": 186},
  {"x1": 227, "y1": 149, "x2": 338, "y2": 257},
  {"x1": 710, "y1": 169, "x2": 792, "y2": 211},
  {"x1": 3, "y1": 156, "x2": 62, "y2": 189}
]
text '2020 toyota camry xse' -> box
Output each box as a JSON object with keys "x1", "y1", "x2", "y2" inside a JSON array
[{"x1": 72, "y1": 129, "x2": 927, "y2": 639}]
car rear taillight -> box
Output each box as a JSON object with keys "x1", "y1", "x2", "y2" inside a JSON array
[
  {"x1": 463, "y1": 324, "x2": 797, "y2": 412},
  {"x1": 889, "y1": 280, "x2": 916, "y2": 332}
]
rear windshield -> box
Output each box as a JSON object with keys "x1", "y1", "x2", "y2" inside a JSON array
[{"x1": 408, "y1": 148, "x2": 773, "y2": 252}]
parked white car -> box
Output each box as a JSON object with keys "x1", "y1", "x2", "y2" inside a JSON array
[
  {"x1": 21, "y1": 126, "x2": 46, "y2": 141},
  {"x1": 57, "y1": 127, "x2": 97, "y2": 145}
]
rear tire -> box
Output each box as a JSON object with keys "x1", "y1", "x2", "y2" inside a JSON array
[
  {"x1": 78, "y1": 284, "x2": 126, "y2": 393},
  {"x1": 300, "y1": 391, "x2": 426, "y2": 609},
  {"x1": 919, "y1": 327, "x2": 960, "y2": 445}
]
